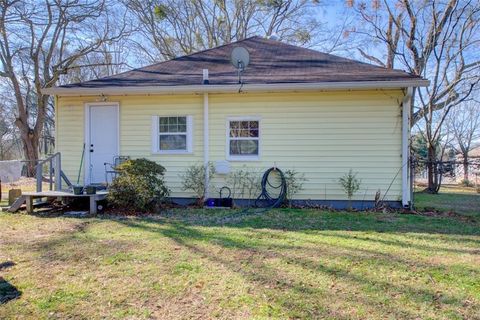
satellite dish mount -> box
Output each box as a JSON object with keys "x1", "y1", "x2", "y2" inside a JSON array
[{"x1": 231, "y1": 46, "x2": 250, "y2": 84}]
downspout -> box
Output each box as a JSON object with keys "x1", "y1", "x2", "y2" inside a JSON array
[
  {"x1": 54, "y1": 95, "x2": 58, "y2": 153},
  {"x1": 402, "y1": 87, "x2": 413, "y2": 208},
  {"x1": 203, "y1": 69, "x2": 210, "y2": 201}
]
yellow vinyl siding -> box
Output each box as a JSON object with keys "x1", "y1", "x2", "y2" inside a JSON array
[
  {"x1": 208, "y1": 91, "x2": 403, "y2": 201},
  {"x1": 120, "y1": 95, "x2": 203, "y2": 197},
  {"x1": 55, "y1": 100, "x2": 85, "y2": 184},
  {"x1": 56, "y1": 95, "x2": 203, "y2": 198},
  {"x1": 56, "y1": 89, "x2": 404, "y2": 201}
]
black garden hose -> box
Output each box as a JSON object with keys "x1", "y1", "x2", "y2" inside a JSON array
[
  {"x1": 218, "y1": 167, "x2": 287, "y2": 223},
  {"x1": 255, "y1": 167, "x2": 287, "y2": 209}
]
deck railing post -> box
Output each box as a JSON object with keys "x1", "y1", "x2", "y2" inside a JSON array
[
  {"x1": 35, "y1": 152, "x2": 62, "y2": 192},
  {"x1": 36, "y1": 161, "x2": 42, "y2": 192},
  {"x1": 55, "y1": 154, "x2": 61, "y2": 191},
  {"x1": 49, "y1": 158, "x2": 53, "y2": 191}
]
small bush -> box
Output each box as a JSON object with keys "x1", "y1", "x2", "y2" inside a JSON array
[
  {"x1": 460, "y1": 179, "x2": 474, "y2": 187},
  {"x1": 226, "y1": 166, "x2": 262, "y2": 205},
  {"x1": 284, "y1": 169, "x2": 307, "y2": 206},
  {"x1": 107, "y1": 158, "x2": 169, "y2": 212},
  {"x1": 180, "y1": 162, "x2": 215, "y2": 203},
  {"x1": 339, "y1": 169, "x2": 361, "y2": 210}
]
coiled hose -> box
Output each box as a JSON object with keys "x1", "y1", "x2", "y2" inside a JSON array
[
  {"x1": 219, "y1": 167, "x2": 287, "y2": 222},
  {"x1": 254, "y1": 167, "x2": 287, "y2": 209}
]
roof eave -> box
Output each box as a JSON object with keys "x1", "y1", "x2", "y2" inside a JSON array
[{"x1": 42, "y1": 79, "x2": 430, "y2": 96}]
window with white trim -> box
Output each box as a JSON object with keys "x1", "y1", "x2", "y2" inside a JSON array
[
  {"x1": 152, "y1": 116, "x2": 193, "y2": 153},
  {"x1": 227, "y1": 118, "x2": 260, "y2": 159}
]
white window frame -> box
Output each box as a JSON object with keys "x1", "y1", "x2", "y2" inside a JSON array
[
  {"x1": 226, "y1": 116, "x2": 261, "y2": 161},
  {"x1": 152, "y1": 115, "x2": 193, "y2": 154}
]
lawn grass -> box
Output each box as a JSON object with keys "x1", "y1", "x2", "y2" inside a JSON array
[
  {"x1": 1, "y1": 209, "x2": 479, "y2": 319},
  {"x1": 414, "y1": 184, "x2": 480, "y2": 216}
]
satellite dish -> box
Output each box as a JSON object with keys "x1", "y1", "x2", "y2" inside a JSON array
[
  {"x1": 231, "y1": 46, "x2": 250, "y2": 70},
  {"x1": 231, "y1": 46, "x2": 250, "y2": 84}
]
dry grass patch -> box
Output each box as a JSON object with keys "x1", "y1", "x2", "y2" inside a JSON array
[{"x1": 0, "y1": 210, "x2": 479, "y2": 319}]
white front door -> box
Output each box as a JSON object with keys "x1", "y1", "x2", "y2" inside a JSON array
[{"x1": 87, "y1": 104, "x2": 119, "y2": 184}]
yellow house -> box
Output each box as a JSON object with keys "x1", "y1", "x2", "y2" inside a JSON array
[{"x1": 44, "y1": 37, "x2": 428, "y2": 209}]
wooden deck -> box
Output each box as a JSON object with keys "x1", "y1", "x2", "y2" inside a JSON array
[{"x1": 20, "y1": 190, "x2": 108, "y2": 214}]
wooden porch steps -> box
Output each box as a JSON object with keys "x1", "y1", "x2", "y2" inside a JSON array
[
  {"x1": 4, "y1": 196, "x2": 50, "y2": 213},
  {"x1": 4, "y1": 191, "x2": 108, "y2": 214}
]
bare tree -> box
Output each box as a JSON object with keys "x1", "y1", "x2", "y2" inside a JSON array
[
  {"x1": 124, "y1": 0, "x2": 326, "y2": 63},
  {"x1": 0, "y1": 101, "x2": 21, "y2": 160},
  {"x1": 347, "y1": 0, "x2": 480, "y2": 193},
  {"x1": 0, "y1": 0, "x2": 129, "y2": 175},
  {"x1": 445, "y1": 101, "x2": 480, "y2": 182}
]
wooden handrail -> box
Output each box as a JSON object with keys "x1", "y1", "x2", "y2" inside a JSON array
[{"x1": 35, "y1": 152, "x2": 62, "y2": 192}]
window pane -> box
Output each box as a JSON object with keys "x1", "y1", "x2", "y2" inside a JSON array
[
  {"x1": 230, "y1": 120, "x2": 259, "y2": 137},
  {"x1": 159, "y1": 117, "x2": 187, "y2": 133},
  {"x1": 168, "y1": 124, "x2": 179, "y2": 132},
  {"x1": 230, "y1": 129, "x2": 240, "y2": 137},
  {"x1": 178, "y1": 124, "x2": 187, "y2": 132},
  {"x1": 159, "y1": 134, "x2": 187, "y2": 150},
  {"x1": 240, "y1": 121, "x2": 249, "y2": 129},
  {"x1": 159, "y1": 124, "x2": 168, "y2": 133},
  {"x1": 230, "y1": 140, "x2": 259, "y2": 155}
]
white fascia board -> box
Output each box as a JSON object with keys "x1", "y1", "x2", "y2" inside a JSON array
[{"x1": 42, "y1": 79, "x2": 430, "y2": 96}]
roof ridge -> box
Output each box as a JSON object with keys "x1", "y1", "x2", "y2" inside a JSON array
[
  {"x1": 257, "y1": 36, "x2": 407, "y2": 72},
  {"x1": 169, "y1": 35, "x2": 260, "y2": 62},
  {"x1": 75, "y1": 35, "x2": 263, "y2": 85},
  {"x1": 54, "y1": 35, "x2": 424, "y2": 90},
  {"x1": 84, "y1": 36, "x2": 261, "y2": 83}
]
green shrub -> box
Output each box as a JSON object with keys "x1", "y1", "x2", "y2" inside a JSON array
[
  {"x1": 180, "y1": 162, "x2": 215, "y2": 203},
  {"x1": 107, "y1": 158, "x2": 169, "y2": 212},
  {"x1": 460, "y1": 179, "x2": 474, "y2": 187},
  {"x1": 284, "y1": 169, "x2": 307, "y2": 207},
  {"x1": 339, "y1": 169, "x2": 361, "y2": 210}
]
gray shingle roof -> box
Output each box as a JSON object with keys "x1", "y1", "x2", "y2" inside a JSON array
[{"x1": 60, "y1": 36, "x2": 422, "y2": 89}]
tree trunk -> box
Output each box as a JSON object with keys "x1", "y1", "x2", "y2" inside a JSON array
[
  {"x1": 426, "y1": 143, "x2": 438, "y2": 193},
  {"x1": 15, "y1": 115, "x2": 40, "y2": 177},
  {"x1": 463, "y1": 156, "x2": 469, "y2": 182}
]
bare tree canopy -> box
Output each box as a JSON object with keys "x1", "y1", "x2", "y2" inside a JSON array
[
  {"x1": 347, "y1": 0, "x2": 480, "y2": 193},
  {"x1": 125, "y1": 0, "x2": 326, "y2": 63},
  {"x1": 446, "y1": 100, "x2": 480, "y2": 181},
  {"x1": 0, "y1": 0, "x2": 130, "y2": 173}
]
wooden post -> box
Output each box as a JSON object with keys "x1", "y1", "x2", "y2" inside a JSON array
[
  {"x1": 89, "y1": 196, "x2": 97, "y2": 215},
  {"x1": 8, "y1": 189, "x2": 22, "y2": 206},
  {"x1": 55, "y1": 154, "x2": 62, "y2": 191},
  {"x1": 36, "y1": 162, "x2": 42, "y2": 192},
  {"x1": 26, "y1": 196, "x2": 33, "y2": 214}
]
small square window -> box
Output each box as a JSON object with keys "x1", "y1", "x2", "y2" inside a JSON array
[
  {"x1": 227, "y1": 118, "x2": 260, "y2": 160},
  {"x1": 153, "y1": 116, "x2": 192, "y2": 153}
]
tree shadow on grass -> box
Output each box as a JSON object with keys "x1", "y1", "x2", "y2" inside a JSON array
[
  {"x1": 111, "y1": 208, "x2": 480, "y2": 236},
  {"x1": 17, "y1": 212, "x2": 479, "y2": 318},
  {"x1": 0, "y1": 261, "x2": 21, "y2": 304},
  {"x1": 113, "y1": 218, "x2": 479, "y2": 319}
]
